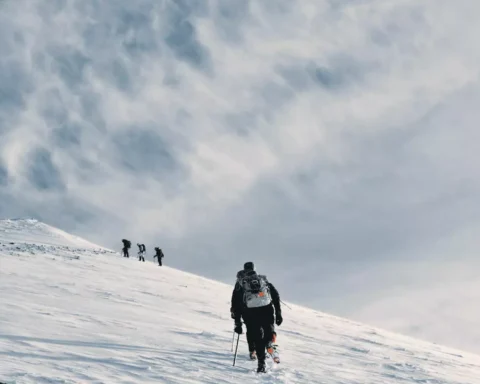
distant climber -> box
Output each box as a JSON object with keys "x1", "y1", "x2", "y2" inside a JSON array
[
  {"x1": 231, "y1": 262, "x2": 282, "y2": 373},
  {"x1": 137, "y1": 243, "x2": 146, "y2": 262},
  {"x1": 121, "y1": 239, "x2": 131, "y2": 258},
  {"x1": 154, "y1": 247, "x2": 164, "y2": 266}
]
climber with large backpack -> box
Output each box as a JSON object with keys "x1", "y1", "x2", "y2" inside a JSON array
[
  {"x1": 121, "y1": 239, "x2": 131, "y2": 258},
  {"x1": 231, "y1": 262, "x2": 283, "y2": 373},
  {"x1": 137, "y1": 243, "x2": 146, "y2": 262},
  {"x1": 154, "y1": 247, "x2": 164, "y2": 266},
  {"x1": 231, "y1": 269, "x2": 257, "y2": 360}
]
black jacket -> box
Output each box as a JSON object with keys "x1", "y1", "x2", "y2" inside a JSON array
[{"x1": 230, "y1": 274, "x2": 281, "y2": 323}]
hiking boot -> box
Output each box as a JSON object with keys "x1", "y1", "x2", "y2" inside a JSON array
[
  {"x1": 257, "y1": 360, "x2": 266, "y2": 373},
  {"x1": 267, "y1": 342, "x2": 280, "y2": 363}
]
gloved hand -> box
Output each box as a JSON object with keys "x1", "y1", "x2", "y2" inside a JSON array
[
  {"x1": 234, "y1": 323, "x2": 243, "y2": 334},
  {"x1": 276, "y1": 312, "x2": 283, "y2": 326}
]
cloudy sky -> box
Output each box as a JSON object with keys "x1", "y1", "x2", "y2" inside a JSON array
[{"x1": 1, "y1": 0, "x2": 480, "y2": 353}]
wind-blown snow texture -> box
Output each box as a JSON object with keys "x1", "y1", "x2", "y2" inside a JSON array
[{"x1": 1, "y1": 220, "x2": 480, "y2": 383}]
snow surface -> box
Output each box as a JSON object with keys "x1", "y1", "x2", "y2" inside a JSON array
[
  {"x1": 1, "y1": 220, "x2": 480, "y2": 384},
  {"x1": 0, "y1": 219, "x2": 103, "y2": 249}
]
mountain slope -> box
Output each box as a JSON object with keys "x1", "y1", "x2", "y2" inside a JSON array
[
  {"x1": 0, "y1": 219, "x2": 103, "y2": 249},
  {"x1": 1, "y1": 220, "x2": 480, "y2": 383}
]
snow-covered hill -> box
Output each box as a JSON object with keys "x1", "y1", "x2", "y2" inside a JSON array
[
  {"x1": 1, "y1": 220, "x2": 480, "y2": 383},
  {"x1": 0, "y1": 219, "x2": 105, "y2": 249}
]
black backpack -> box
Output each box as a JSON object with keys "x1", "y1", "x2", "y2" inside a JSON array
[{"x1": 123, "y1": 239, "x2": 131, "y2": 249}]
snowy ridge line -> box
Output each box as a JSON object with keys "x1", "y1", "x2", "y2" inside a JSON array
[
  {"x1": 0, "y1": 241, "x2": 115, "y2": 260},
  {"x1": 0, "y1": 218, "x2": 109, "y2": 250},
  {"x1": 0, "y1": 217, "x2": 38, "y2": 222}
]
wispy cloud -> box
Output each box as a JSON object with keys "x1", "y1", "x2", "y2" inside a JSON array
[{"x1": 1, "y1": 0, "x2": 480, "y2": 352}]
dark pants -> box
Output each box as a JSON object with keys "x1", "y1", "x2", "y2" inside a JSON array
[
  {"x1": 122, "y1": 247, "x2": 129, "y2": 258},
  {"x1": 156, "y1": 257, "x2": 162, "y2": 266},
  {"x1": 139, "y1": 254, "x2": 145, "y2": 262},
  {"x1": 246, "y1": 330, "x2": 255, "y2": 352},
  {"x1": 243, "y1": 305, "x2": 275, "y2": 362}
]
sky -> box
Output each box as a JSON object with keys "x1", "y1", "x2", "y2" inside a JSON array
[{"x1": 1, "y1": 0, "x2": 480, "y2": 353}]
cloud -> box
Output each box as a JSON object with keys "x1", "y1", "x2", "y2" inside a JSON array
[
  {"x1": 26, "y1": 147, "x2": 65, "y2": 191},
  {"x1": 0, "y1": 163, "x2": 7, "y2": 186},
  {"x1": 1, "y1": 0, "x2": 480, "y2": 352}
]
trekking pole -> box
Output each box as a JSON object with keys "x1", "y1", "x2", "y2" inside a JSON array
[
  {"x1": 281, "y1": 299, "x2": 292, "y2": 310},
  {"x1": 233, "y1": 333, "x2": 240, "y2": 366},
  {"x1": 231, "y1": 330, "x2": 236, "y2": 352}
]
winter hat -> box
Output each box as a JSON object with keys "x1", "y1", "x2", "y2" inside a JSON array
[{"x1": 244, "y1": 261, "x2": 255, "y2": 271}]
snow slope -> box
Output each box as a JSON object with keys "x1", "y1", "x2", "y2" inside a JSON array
[
  {"x1": 0, "y1": 219, "x2": 103, "y2": 249},
  {"x1": 1, "y1": 220, "x2": 480, "y2": 384}
]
